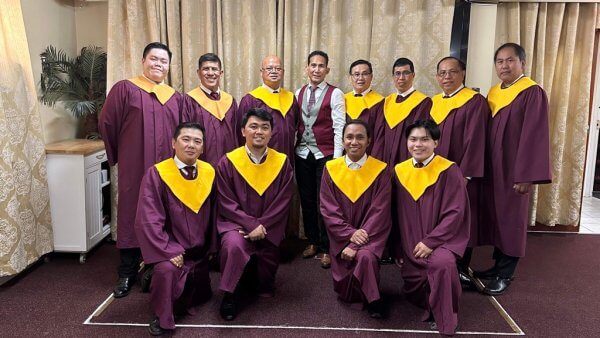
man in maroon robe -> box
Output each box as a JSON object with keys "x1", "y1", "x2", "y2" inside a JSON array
[
  {"x1": 182, "y1": 53, "x2": 238, "y2": 167},
  {"x1": 476, "y1": 43, "x2": 552, "y2": 295},
  {"x1": 216, "y1": 108, "x2": 294, "y2": 321},
  {"x1": 428, "y1": 56, "x2": 489, "y2": 289},
  {"x1": 135, "y1": 122, "x2": 216, "y2": 336},
  {"x1": 237, "y1": 55, "x2": 302, "y2": 159},
  {"x1": 295, "y1": 50, "x2": 346, "y2": 269},
  {"x1": 372, "y1": 58, "x2": 431, "y2": 167},
  {"x1": 393, "y1": 119, "x2": 470, "y2": 336},
  {"x1": 320, "y1": 119, "x2": 391, "y2": 318},
  {"x1": 99, "y1": 42, "x2": 182, "y2": 298}
]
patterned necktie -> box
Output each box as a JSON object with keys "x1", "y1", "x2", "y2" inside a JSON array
[
  {"x1": 307, "y1": 85, "x2": 317, "y2": 112},
  {"x1": 414, "y1": 162, "x2": 424, "y2": 168},
  {"x1": 182, "y1": 165, "x2": 196, "y2": 180},
  {"x1": 210, "y1": 92, "x2": 220, "y2": 100}
]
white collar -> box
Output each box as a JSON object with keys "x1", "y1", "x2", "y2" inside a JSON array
[
  {"x1": 245, "y1": 145, "x2": 268, "y2": 164},
  {"x1": 352, "y1": 87, "x2": 372, "y2": 96},
  {"x1": 174, "y1": 155, "x2": 196, "y2": 169},
  {"x1": 199, "y1": 83, "x2": 220, "y2": 95},
  {"x1": 142, "y1": 74, "x2": 164, "y2": 85},
  {"x1": 443, "y1": 84, "x2": 465, "y2": 98},
  {"x1": 412, "y1": 153, "x2": 435, "y2": 167},
  {"x1": 398, "y1": 87, "x2": 415, "y2": 97},
  {"x1": 345, "y1": 153, "x2": 368, "y2": 169},
  {"x1": 261, "y1": 83, "x2": 281, "y2": 93}
]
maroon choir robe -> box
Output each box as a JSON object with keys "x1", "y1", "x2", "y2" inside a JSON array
[
  {"x1": 372, "y1": 91, "x2": 431, "y2": 166},
  {"x1": 216, "y1": 147, "x2": 294, "y2": 293},
  {"x1": 237, "y1": 87, "x2": 302, "y2": 159},
  {"x1": 344, "y1": 91, "x2": 384, "y2": 155},
  {"x1": 99, "y1": 77, "x2": 181, "y2": 248},
  {"x1": 320, "y1": 156, "x2": 391, "y2": 304},
  {"x1": 182, "y1": 88, "x2": 238, "y2": 167},
  {"x1": 134, "y1": 159, "x2": 217, "y2": 330},
  {"x1": 482, "y1": 78, "x2": 552, "y2": 257},
  {"x1": 394, "y1": 155, "x2": 470, "y2": 336},
  {"x1": 427, "y1": 88, "x2": 489, "y2": 246}
]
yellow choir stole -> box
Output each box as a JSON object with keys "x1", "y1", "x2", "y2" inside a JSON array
[
  {"x1": 430, "y1": 88, "x2": 478, "y2": 124},
  {"x1": 394, "y1": 155, "x2": 454, "y2": 201},
  {"x1": 187, "y1": 87, "x2": 233, "y2": 121},
  {"x1": 344, "y1": 91, "x2": 384, "y2": 120},
  {"x1": 249, "y1": 86, "x2": 294, "y2": 117},
  {"x1": 383, "y1": 91, "x2": 428, "y2": 128},
  {"x1": 326, "y1": 156, "x2": 387, "y2": 203},
  {"x1": 487, "y1": 77, "x2": 537, "y2": 117},
  {"x1": 226, "y1": 147, "x2": 287, "y2": 196},
  {"x1": 155, "y1": 158, "x2": 215, "y2": 213},
  {"x1": 128, "y1": 76, "x2": 176, "y2": 105}
]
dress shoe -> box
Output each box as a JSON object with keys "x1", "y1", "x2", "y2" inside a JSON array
[
  {"x1": 148, "y1": 317, "x2": 172, "y2": 336},
  {"x1": 302, "y1": 244, "x2": 318, "y2": 258},
  {"x1": 472, "y1": 267, "x2": 497, "y2": 280},
  {"x1": 458, "y1": 271, "x2": 477, "y2": 290},
  {"x1": 367, "y1": 299, "x2": 384, "y2": 319},
  {"x1": 113, "y1": 277, "x2": 135, "y2": 298},
  {"x1": 379, "y1": 256, "x2": 394, "y2": 265},
  {"x1": 220, "y1": 292, "x2": 237, "y2": 321},
  {"x1": 320, "y1": 253, "x2": 331, "y2": 269},
  {"x1": 140, "y1": 266, "x2": 153, "y2": 293},
  {"x1": 482, "y1": 276, "x2": 511, "y2": 295}
]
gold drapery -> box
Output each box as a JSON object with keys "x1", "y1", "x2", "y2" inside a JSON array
[
  {"x1": 496, "y1": 2, "x2": 598, "y2": 227},
  {"x1": 0, "y1": 0, "x2": 53, "y2": 277}
]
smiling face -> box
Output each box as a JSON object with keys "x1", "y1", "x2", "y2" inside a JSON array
[
  {"x1": 197, "y1": 60, "x2": 222, "y2": 92},
  {"x1": 495, "y1": 46, "x2": 525, "y2": 86},
  {"x1": 172, "y1": 128, "x2": 204, "y2": 166},
  {"x1": 407, "y1": 127, "x2": 438, "y2": 163},
  {"x1": 142, "y1": 48, "x2": 170, "y2": 83},
  {"x1": 436, "y1": 58, "x2": 465, "y2": 95},
  {"x1": 261, "y1": 56, "x2": 284, "y2": 90},
  {"x1": 242, "y1": 115, "x2": 272, "y2": 151},
  {"x1": 306, "y1": 55, "x2": 330, "y2": 86},
  {"x1": 349, "y1": 63, "x2": 373, "y2": 94},
  {"x1": 343, "y1": 123, "x2": 370, "y2": 162}
]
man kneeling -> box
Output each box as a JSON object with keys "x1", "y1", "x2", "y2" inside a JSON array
[
  {"x1": 320, "y1": 120, "x2": 392, "y2": 318},
  {"x1": 135, "y1": 122, "x2": 217, "y2": 335},
  {"x1": 217, "y1": 108, "x2": 294, "y2": 320},
  {"x1": 393, "y1": 119, "x2": 470, "y2": 336}
]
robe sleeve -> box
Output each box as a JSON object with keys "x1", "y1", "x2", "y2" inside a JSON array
[
  {"x1": 320, "y1": 168, "x2": 357, "y2": 255},
  {"x1": 421, "y1": 165, "x2": 470, "y2": 255},
  {"x1": 513, "y1": 86, "x2": 552, "y2": 184},
  {"x1": 370, "y1": 103, "x2": 385, "y2": 161},
  {"x1": 134, "y1": 167, "x2": 185, "y2": 264},
  {"x1": 459, "y1": 95, "x2": 488, "y2": 178},
  {"x1": 99, "y1": 81, "x2": 128, "y2": 166}
]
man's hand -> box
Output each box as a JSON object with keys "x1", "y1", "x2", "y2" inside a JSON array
[
  {"x1": 341, "y1": 247, "x2": 357, "y2": 261},
  {"x1": 244, "y1": 224, "x2": 267, "y2": 241},
  {"x1": 513, "y1": 183, "x2": 532, "y2": 194},
  {"x1": 350, "y1": 229, "x2": 369, "y2": 246},
  {"x1": 170, "y1": 253, "x2": 184, "y2": 268},
  {"x1": 413, "y1": 242, "x2": 433, "y2": 259}
]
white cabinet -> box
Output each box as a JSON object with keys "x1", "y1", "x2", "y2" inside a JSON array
[{"x1": 45, "y1": 140, "x2": 111, "y2": 263}]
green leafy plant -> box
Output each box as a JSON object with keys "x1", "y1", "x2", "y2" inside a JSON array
[{"x1": 39, "y1": 45, "x2": 107, "y2": 138}]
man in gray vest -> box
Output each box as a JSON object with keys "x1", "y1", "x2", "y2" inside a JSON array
[{"x1": 295, "y1": 50, "x2": 346, "y2": 269}]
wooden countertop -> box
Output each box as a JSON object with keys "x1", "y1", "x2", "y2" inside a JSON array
[{"x1": 45, "y1": 139, "x2": 105, "y2": 155}]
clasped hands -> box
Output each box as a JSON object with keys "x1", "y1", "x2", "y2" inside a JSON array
[
  {"x1": 239, "y1": 224, "x2": 267, "y2": 241},
  {"x1": 342, "y1": 229, "x2": 369, "y2": 261}
]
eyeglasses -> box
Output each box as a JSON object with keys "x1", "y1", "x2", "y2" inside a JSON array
[
  {"x1": 351, "y1": 72, "x2": 372, "y2": 79},
  {"x1": 436, "y1": 70, "x2": 460, "y2": 78},
  {"x1": 393, "y1": 71, "x2": 413, "y2": 78},
  {"x1": 201, "y1": 66, "x2": 221, "y2": 74},
  {"x1": 262, "y1": 67, "x2": 283, "y2": 73}
]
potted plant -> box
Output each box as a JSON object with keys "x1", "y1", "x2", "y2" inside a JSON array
[{"x1": 38, "y1": 45, "x2": 107, "y2": 139}]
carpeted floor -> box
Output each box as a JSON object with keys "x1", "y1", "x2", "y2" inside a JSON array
[{"x1": 1, "y1": 233, "x2": 599, "y2": 337}]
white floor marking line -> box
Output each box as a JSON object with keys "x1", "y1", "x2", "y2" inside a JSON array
[
  {"x1": 83, "y1": 294, "x2": 115, "y2": 324},
  {"x1": 487, "y1": 295, "x2": 525, "y2": 335}
]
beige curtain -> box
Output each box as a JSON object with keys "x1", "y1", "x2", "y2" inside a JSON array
[
  {"x1": 0, "y1": 0, "x2": 53, "y2": 277},
  {"x1": 496, "y1": 2, "x2": 598, "y2": 227}
]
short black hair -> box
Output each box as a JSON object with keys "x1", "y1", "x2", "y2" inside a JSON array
[
  {"x1": 173, "y1": 122, "x2": 205, "y2": 141},
  {"x1": 494, "y1": 42, "x2": 526, "y2": 62},
  {"x1": 343, "y1": 119, "x2": 371, "y2": 139},
  {"x1": 198, "y1": 53, "x2": 222, "y2": 70},
  {"x1": 349, "y1": 59, "x2": 373, "y2": 75},
  {"x1": 241, "y1": 108, "x2": 273, "y2": 128},
  {"x1": 392, "y1": 57, "x2": 414, "y2": 74},
  {"x1": 143, "y1": 42, "x2": 172, "y2": 61},
  {"x1": 436, "y1": 56, "x2": 466, "y2": 72},
  {"x1": 307, "y1": 50, "x2": 329, "y2": 66},
  {"x1": 405, "y1": 119, "x2": 440, "y2": 141}
]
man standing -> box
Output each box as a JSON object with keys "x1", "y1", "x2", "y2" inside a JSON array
[
  {"x1": 217, "y1": 108, "x2": 294, "y2": 321},
  {"x1": 393, "y1": 119, "x2": 470, "y2": 336},
  {"x1": 477, "y1": 43, "x2": 552, "y2": 295},
  {"x1": 320, "y1": 120, "x2": 391, "y2": 318},
  {"x1": 237, "y1": 55, "x2": 302, "y2": 159},
  {"x1": 99, "y1": 42, "x2": 181, "y2": 298},
  {"x1": 183, "y1": 53, "x2": 238, "y2": 167},
  {"x1": 295, "y1": 50, "x2": 346, "y2": 269},
  {"x1": 372, "y1": 58, "x2": 431, "y2": 166},
  {"x1": 429, "y1": 56, "x2": 489, "y2": 288},
  {"x1": 135, "y1": 122, "x2": 216, "y2": 336}
]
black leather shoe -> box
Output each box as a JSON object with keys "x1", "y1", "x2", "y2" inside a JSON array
[
  {"x1": 141, "y1": 266, "x2": 153, "y2": 293},
  {"x1": 458, "y1": 271, "x2": 477, "y2": 290},
  {"x1": 482, "y1": 276, "x2": 511, "y2": 295},
  {"x1": 367, "y1": 299, "x2": 384, "y2": 319},
  {"x1": 148, "y1": 317, "x2": 172, "y2": 336},
  {"x1": 113, "y1": 277, "x2": 135, "y2": 298},
  {"x1": 472, "y1": 267, "x2": 497, "y2": 279},
  {"x1": 379, "y1": 256, "x2": 394, "y2": 265},
  {"x1": 220, "y1": 292, "x2": 237, "y2": 321}
]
